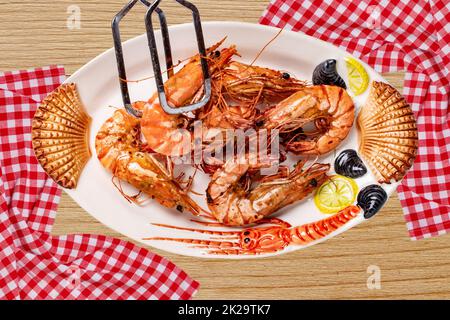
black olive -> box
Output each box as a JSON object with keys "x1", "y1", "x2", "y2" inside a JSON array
[
  {"x1": 214, "y1": 50, "x2": 220, "y2": 57},
  {"x1": 176, "y1": 205, "x2": 183, "y2": 212},
  {"x1": 243, "y1": 231, "x2": 250, "y2": 236},
  {"x1": 244, "y1": 238, "x2": 250, "y2": 243},
  {"x1": 281, "y1": 72, "x2": 290, "y2": 80},
  {"x1": 310, "y1": 178, "x2": 318, "y2": 187}
]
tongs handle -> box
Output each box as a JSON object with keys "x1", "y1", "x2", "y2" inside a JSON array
[
  {"x1": 112, "y1": 0, "x2": 211, "y2": 117},
  {"x1": 145, "y1": 0, "x2": 211, "y2": 115}
]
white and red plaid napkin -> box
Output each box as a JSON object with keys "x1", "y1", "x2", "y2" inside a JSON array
[
  {"x1": 0, "y1": 65, "x2": 199, "y2": 299},
  {"x1": 261, "y1": 0, "x2": 450, "y2": 240}
]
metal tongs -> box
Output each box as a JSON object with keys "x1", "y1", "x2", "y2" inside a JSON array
[{"x1": 112, "y1": 0, "x2": 211, "y2": 117}]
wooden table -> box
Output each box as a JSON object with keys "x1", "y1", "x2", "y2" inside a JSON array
[{"x1": 2, "y1": 0, "x2": 449, "y2": 300}]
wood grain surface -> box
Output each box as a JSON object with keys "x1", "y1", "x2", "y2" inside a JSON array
[{"x1": 2, "y1": 0, "x2": 449, "y2": 300}]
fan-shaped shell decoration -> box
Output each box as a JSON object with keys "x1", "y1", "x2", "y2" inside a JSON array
[
  {"x1": 357, "y1": 81, "x2": 418, "y2": 184},
  {"x1": 32, "y1": 83, "x2": 91, "y2": 189}
]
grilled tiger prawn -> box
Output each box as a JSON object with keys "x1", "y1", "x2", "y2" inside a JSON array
[
  {"x1": 95, "y1": 107, "x2": 200, "y2": 215},
  {"x1": 220, "y1": 61, "x2": 307, "y2": 104},
  {"x1": 206, "y1": 155, "x2": 330, "y2": 226},
  {"x1": 261, "y1": 85, "x2": 355, "y2": 155},
  {"x1": 141, "y1": 39, "x2": 238, "y2": 157},
  {"x1": 196, "y1": 61, "x2": 309, "y2": 131}
]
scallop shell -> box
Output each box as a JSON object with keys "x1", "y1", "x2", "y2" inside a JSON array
[
  {"x1": 357, "y1": 81, "x2": 418, "y2": 184},
  {"x1": 312, "y1": 59, "x2": 346, "y2": 89},
  {"x1": 32, "y1": 83, "x2": 91, "y2": 189}
]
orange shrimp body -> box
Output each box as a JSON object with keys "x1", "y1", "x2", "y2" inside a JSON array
[
  {"x1": 206, "y1": 156, "x2": 330, "y2": 226},
  {"x1": 262, "y1": 85, "x2": 355, "y2": 155},
  {"x1": 195, "y1": 61, "x2": 308, "y2": 131},
  {"x1": 141, "y1": 40, "x2": 238, "y2": 156},
  {"x1": 95, "y1": 108, "x2": 200, "y2": 215},
  {"x1": 196, "y1": 101, "x2": 256, "y2": 130},
  {"x1": 220, "y1": 61, "x2": 307, "y2": 104}
]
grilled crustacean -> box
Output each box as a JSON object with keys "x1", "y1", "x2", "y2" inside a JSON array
[
  {"x1": 219, "y1": 61, "x2": 307, "y2": 104},
  {"x1": 260, "y1": 85, "x2": 355, "y2": 155},
  {"x1": 194, "y1": 60, "x2": 311, "y2": 173},
  {"x1": 141, "y1": 39, "x2": 238, "y2": 157},
  {"x1": 95, "y1": 107, "x2": 201, "y2": 215},
  {"x1": 196, "y1": 61, "x2": 308, "y2": 130},
  {"x1": 205, "y1": 155, "x2": 330, "y2": 226}
]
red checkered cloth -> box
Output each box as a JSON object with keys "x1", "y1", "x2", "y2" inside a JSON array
[
  {"x1": 0, "y1": 66, "x2": 199, "y2": 299},
  {"x1": 260, "y1": 0, "x2": 450, "y2": 240}
]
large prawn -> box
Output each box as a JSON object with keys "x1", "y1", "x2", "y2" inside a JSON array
[
  {"x1": 141, "y1": 39, "x2": 238, "y2": 157},
  {"x1": 205, "y1": 155, "x2": 330, "y2": 226},
  {"x1": 146, "y1": 205, "x2": 361, "y2": 255},
  {"x1": 220, "y1": 61, "x2": 307, "y2": 105},
  {"x1": 194, "y1": 61, "x2": 310, "y2": 174},
  {"x1": 196, "y1": 61, "x2": 308, "y2": 130},
  {"x1": 95, "y1": 107, "x2": 201, "y2": 215},
  {"x1": 260, "y1": 85, "x2": 355, "y2": 155}
]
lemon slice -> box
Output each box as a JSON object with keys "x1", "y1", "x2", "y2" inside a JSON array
[
  {"x1": 314, "y1": 175, "x2": 359, "y2": 214},
  {"x1": 345, "y1": 57, "x2": 369, "y2": 96}
]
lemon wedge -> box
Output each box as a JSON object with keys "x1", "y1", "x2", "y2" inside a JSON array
[
  {"x1": 314, "y1": 175, "x2": 359, "y2": 214},
  {"x1": 345, "y1": 57, "x2": 369, "y2": 96}
]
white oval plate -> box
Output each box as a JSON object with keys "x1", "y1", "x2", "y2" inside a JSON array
[{"x1": 65, "y1": 21, "x2": 395, "y2": 259}]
